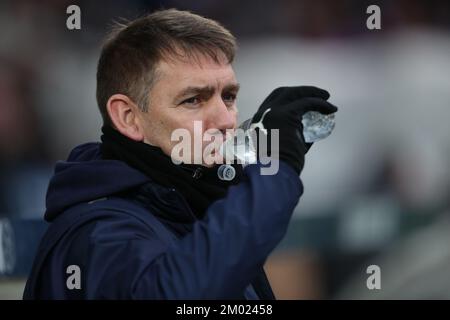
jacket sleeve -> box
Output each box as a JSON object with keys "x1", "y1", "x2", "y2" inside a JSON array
[{"x1": 86, "y1": 162, "x2": 303, "y2": 299}]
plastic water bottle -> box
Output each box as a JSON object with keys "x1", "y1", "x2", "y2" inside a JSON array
[
  {"x1": 301, "y1": 111, "x2": 336, "y2": 143},
  {"x1": 217, "y1": 110, "x2": 335, "y2": 178}
]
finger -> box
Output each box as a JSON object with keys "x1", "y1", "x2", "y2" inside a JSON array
[
  {"x1": 289, "y1": 97, "x2": 338, "y2": 115},
  {"x1": 283, "y1": 86, "x2": 330, "y2": 101},
  {"x1": 260, "y1": 87, "x2": 288, "y2": 105},
  {"x1": 262, "y1": 86, "x2": 330, "y2": 106}
]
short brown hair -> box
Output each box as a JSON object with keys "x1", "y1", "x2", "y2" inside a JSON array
[{"x1": 96, "y1": 8, "x2": 237, "y2": 125}]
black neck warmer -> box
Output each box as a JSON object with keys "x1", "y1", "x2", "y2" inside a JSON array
[{"x1": 100, "y1": 125, "x2": 244, "y2": 219}]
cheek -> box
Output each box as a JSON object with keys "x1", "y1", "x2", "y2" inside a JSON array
[
  {"x1": 141, "y1": 111, "x2": 172, "y2": 147},
  {"x1": 168, "y1": 115, "x2": 194, "y2": 136},
  {"x1": 163, "y1": 114, "x2": 197, "y2": 150}
]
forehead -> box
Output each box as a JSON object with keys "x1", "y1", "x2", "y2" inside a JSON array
[{"x1": 155, "y1": 54, "x2": 237, "y2": 89}]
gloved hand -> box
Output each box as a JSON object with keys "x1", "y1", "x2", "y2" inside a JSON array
[{"x1": 250, "y1": 86, "x2": 338, "y2": 174}]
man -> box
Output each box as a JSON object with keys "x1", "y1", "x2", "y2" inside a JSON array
[{"x1": 24, "y1": 9, "x2": 337, "y2": 299}]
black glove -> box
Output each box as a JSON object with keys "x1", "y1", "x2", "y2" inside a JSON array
[{"x1": 251, "y1": 86, "x2": 338, "y2": 174}]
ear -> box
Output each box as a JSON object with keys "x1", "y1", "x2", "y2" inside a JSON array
[{"x1": 106, "y1": 94, "x2": 144, "y2": 141}]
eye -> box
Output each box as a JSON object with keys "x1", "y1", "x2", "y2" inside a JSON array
[
  {"x1": 222, "y1": 93, "x2": 237, "y2": 106},
  {"x1": 180, "y1": 96, "x2": 201, "y2": 107}
]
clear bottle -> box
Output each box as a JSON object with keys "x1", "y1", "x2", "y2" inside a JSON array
[
  {"x1": 219, "y1": 110, "x2": 336, "y2": 168},
  {"x1": 302, "y1": 111, "x2": 336, "y2": 143}
]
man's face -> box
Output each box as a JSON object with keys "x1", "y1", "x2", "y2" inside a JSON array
[{"x1": 138, "y1": 53, "x2": 239, "y2": 166}]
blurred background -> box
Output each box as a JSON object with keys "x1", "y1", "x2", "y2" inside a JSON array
[{"x1": 1, "y1": 0, "x2": 450, "y2": 299}]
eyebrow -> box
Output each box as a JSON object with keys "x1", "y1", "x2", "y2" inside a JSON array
[{"x1": 174, "y1": 83, "x2": 240, "y2": 102}]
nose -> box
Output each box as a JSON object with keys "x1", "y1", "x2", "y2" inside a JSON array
[{"x1": 205, "y1": 97, "x2": 236, "y2": 133}]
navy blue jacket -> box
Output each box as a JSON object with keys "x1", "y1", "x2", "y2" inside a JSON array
[{"x1": 23, "y1": 142, "x2": 303, "y2": 299}]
